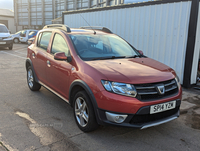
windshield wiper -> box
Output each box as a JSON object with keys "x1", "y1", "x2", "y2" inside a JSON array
[
  {"x1": 91, "y1": 56, "x2": 126, "y2": 61},
  {"x1": 126, "y1": 55, "x2": 141, "y2": 58}
]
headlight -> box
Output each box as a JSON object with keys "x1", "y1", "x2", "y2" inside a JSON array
[
  {"x1": 101, "y1": 80, "x2": 137, "y2": 97},
  {"x1": 175, "y1": 75, "x2": 181, "y2": 89}
]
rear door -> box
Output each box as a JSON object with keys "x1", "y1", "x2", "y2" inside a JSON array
[
  {"x1": 31, "y1": 31, "x2": 52, "y2": 85},
  {"x1": 46, "y1": 32, "x2": 72, "y2": 98}
]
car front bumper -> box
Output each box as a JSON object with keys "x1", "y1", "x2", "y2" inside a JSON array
[
  {"x1": 94, "y1": 86, "x2": 182, "y2": 128},
  {"x1": 96, "y1": 99, "x2": 181, "y2": 129},
  {"x1": 0, "y1": 39, "x2": 13, "y2": 47}
]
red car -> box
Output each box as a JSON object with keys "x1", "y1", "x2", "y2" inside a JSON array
[{"x1": 26, "y1": 24, "x2": 182, "y2": 132}]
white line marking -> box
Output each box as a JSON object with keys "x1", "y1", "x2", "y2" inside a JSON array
[
  {"x1": 0, "y1": 51, "x2": 26, "y2": 59},
  {"x1": 14, "y1": 49, "x2": 27, "y2": 52},
  {"x1": 14, "y1": 51, "x2": 27, "y2": 55}
]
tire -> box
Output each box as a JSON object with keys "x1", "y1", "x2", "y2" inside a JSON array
[
  {"x1": 73, "y1": 91, "x2": 98, "y2": 132},
  {"x1": 27, "y1": 66, "x2": 41, "y2": 91},
  {"x1": 9, "y1": 45, "x2": 13, "y2": 50},
  {"x1": 13, "y1": 38, "x2": 19, "y2": 43}
]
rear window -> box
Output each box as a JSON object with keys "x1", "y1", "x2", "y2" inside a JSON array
[{"x1": 38, "y1": 32, "x2": 52, "y2": 51}]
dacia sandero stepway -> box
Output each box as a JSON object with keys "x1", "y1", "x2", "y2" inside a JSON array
[{"x1": 26, "y1": 24, "x2": 182, "y2": 132}]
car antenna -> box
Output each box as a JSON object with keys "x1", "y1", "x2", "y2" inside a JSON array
[{"x1": 80, "y1": 14, "x2": 96, "y2": 35}]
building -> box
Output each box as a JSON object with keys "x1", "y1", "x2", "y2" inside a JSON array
[
  {"x1": 14, "y1": 0, "x2": 122, "y2": 29},
  {"x1": 0, "y1": 8, "x2": 22, "y2": 33}
]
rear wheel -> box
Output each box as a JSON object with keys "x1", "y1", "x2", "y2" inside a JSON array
[
  {"x1": 27, "y1": 66, "x2": 41, "y2": 91},
  {"x1": 73, "y1": 91, "x2": 98, "y2": 132}
]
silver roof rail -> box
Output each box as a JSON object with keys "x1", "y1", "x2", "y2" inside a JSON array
[
  {"x1": 43, "y1": 24, "x2": 71, "y2": 32},
  {"x1": 79, "y1": 26, "x2": 112, "y2": 33}
]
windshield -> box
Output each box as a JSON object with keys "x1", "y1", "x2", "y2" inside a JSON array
[
  {"x1": 69, "y1": 34, "x2": 139, "y2": 61},
  {"x1": 0, "y1": 26, "x2": 8, "y2": 33},
  {"x1": 15, "y1": 31, "x2": 22, "y2": 34}
]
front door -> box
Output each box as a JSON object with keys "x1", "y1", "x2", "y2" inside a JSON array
[{"x1": 46, "y1": 33, "x2": 72, "y2": 98}]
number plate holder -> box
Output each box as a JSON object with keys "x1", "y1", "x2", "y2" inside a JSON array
[{"x1": 150, "y1": 101, "x2": 176, "y2": 114}]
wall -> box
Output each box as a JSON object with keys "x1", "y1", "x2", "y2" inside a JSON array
[
  {"x1": 191, "y1": 2, "x2": 200, "y2": 84},
  {"x1": 0, "y1": 16, "x2": 15, "y2": 33},
  {"x1": 64, "y1": 1, "x2": 192, "y2": 84}
]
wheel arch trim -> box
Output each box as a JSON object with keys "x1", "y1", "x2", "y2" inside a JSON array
[
  {"x1": 69, "y1": 79, "x2": 101, "y2": 124},
  {"x1": 25, "y1": 58, "x2": 39, "y2": 83}
]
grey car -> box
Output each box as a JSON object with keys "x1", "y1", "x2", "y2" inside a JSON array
[{"x1": 0, "y1": 24, "x2": 13, "y2": 50}]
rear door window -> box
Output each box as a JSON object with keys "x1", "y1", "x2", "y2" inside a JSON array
[
  {"x1": 38, "y1": 32, "x2": 52, "y2": 51},
  {"x1": 51, "y1": 33, "x2": 69, "y2": 56}
]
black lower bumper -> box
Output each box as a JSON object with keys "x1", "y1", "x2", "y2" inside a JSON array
[
  {"x1": 97, "y1": 99, "x2": 181, "y2": 129},
  {"x1": 0, "y1": 40, "x2": 13, "y2": 47}
]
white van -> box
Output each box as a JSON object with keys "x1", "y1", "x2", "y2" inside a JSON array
[
  {"x1": 0, "y1": 24, "x2": 13, "y2": 50},
  {"x1": 19, "y1": 30, "x2": 38, "y2": 43}
]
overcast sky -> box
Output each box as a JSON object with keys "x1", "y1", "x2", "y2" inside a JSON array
[{"x1": 0, "y1": 0, "x2": 13, "y2": 10}]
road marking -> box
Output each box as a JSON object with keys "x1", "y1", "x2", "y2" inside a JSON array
[
  {"x1": 14, "y1": 51, "x2": 27, "y2": 55},
  {"x1": 0, "y1": 51, "x2": 26, "y2": 59},
  {"x1": 0, "y1": 133, "x2": 18, "y2": 151},
  {"x1": 14, "y1": 49, "x2": 27, "y2": 52}
]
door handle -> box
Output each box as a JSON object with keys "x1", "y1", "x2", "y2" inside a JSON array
[
  {"x1": 47, "y1": 60, "x2": 51, "y2": 67},
  {"x1": 32, "y1": 53, "x2": 35, "y2": 58}
]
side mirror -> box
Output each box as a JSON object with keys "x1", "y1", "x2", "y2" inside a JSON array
[
  {"x1": 54, "y1": 52, "x2": 72, "y2": 62},
  {"x1": 9, "y1": 30, "x2": 11, "y2": 34},
  {"x1": 138, "y1": 50, "x2": 144, "y2": 55}
]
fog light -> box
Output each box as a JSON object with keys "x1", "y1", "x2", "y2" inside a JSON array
[{"x1": 106, "y1": 112, "x2": 127, "y2": 123}]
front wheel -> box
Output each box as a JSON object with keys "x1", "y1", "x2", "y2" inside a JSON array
[
  {"x1": 9, "y1": 45, "x2": 13, "y2": 50},
  {"x1": 13, "y1": 38, "x2": 19, "y2": 43},
  {"x1": 27, "y1": 66, "x2": 41, "y2": 91},
  {"x1": 73, "y1": 91, "x2": 98, "y2": 132}
]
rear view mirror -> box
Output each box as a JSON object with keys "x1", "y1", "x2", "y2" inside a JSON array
[
  {"x1": 138, "y1": 50, "x2": 144, "y2": 55},
  {"x1": 54, "y1": 52, "x2": 72, "y2": 62}
]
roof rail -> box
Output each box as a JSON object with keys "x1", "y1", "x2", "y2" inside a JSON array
[
  {"x1": 79, "y1": 26, "x2": 112, "y2": 33},
  {"x1": 43, "y1": 24, "x2": 71, "y2": 32}
]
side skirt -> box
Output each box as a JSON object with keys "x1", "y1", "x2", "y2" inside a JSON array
[{"x1": 39, "y1": 81, "x2": 69, "y2": 104}]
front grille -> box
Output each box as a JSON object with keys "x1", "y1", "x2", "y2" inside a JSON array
[
  {"x1": 135, "y1": 79, "x2": 178, "y2": 101},
  {"x1": 130, "y1": 106, "x2": 179, "y2": 124}
]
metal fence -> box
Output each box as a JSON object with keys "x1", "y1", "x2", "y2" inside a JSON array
[{"x1": 63, "y1": 0, "x2": 198, "y2": 85}]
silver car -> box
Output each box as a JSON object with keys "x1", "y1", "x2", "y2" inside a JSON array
[{"x1": 11, "y1": 30, "x2": 22, "y2": 43}]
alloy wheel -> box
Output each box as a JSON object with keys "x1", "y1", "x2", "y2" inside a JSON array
[
  {"x1": 75, "y1": 97, "x2": 89, "y2": 127},
  {"x1": 28, "y1": 69, "x2": 34, "y2": 88}
]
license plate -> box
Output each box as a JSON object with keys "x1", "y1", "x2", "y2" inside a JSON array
[
  {"x1": 0, "y1": 42, "x2": 6, "y2": 44},
  {"x1": 150, "y1": 101, "x2": 176, "y2": 114}
]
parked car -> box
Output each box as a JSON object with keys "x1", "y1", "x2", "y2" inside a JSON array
[
  {"x1": 20, "y1": 29, "x2": 38, "y2": 43},
  {"x1": 28, "y1": 31, "x2": 38, "y2": 39},
  {"x1": 27, "y1": 37, "x2": 35, "y2": 46},
  {"x1": 0, "y1": 24, "x2": 13, "y2": 50},
  {"x1": 26, "y1": 24, "x2": 182, "y2": 132},
  {"x1": 11, "y1": 30, "x2": 22, "y2": 43}
]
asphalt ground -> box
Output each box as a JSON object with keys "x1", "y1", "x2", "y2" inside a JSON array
[{"x1": 0, "y1": 44, "x2": 200, "y2": 151}]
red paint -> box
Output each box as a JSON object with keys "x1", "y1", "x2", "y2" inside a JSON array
[{"x1": 27, "y1": 28, "x2": 182, "y2": 115}]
